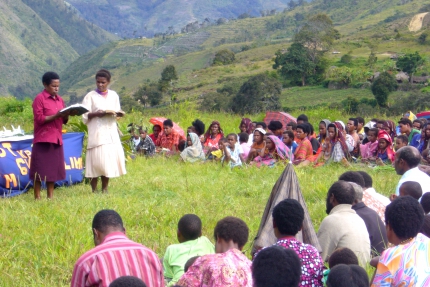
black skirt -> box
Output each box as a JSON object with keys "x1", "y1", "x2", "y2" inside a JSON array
[{"x1": 30, "y1": 142, "x2": 66, "y2": 182}]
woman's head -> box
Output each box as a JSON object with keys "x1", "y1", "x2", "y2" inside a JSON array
[
  {"x1": 192, "y1": 119, "x2": 205, "y2": 136},
  {"x1": 327, "y1": 123, "x2": 337, "y2": 140},
  {"x1": 296, "y1": 124, "x2": 310, "y2": 140},
  {"x1": 378, "y1": 138, "x2": 388, "y2": 150},
  {"x1": 95, "y1": 69, "x2": 111, "y2": 92},
  {"x1": 42, "y1": 72, "x2": 60, "y2": 96},
  {"x1": 319, "y1": 120, "x2": 330, "y2": 138},
  {"x1": 239, "y1": 118, "x2": 253, "y2": 134},
  {"x1": 253, "y1": 128, "x2": 266, "y2": 144},
  {"x1": 209, "y1": 121, "x2": 221, "y2": 135},
  {"x1": 163, "y1": 119, "x2": 174, "y2": 135},
  {"x1": 385, "y1": 196, "x2": 424, "y2": 243},
  {"x1": 213, "y1": 216, "x2": 249, "y2": 252},
  {"x1": 265, "y1": 137, "x2": 275, "y2": 151}
]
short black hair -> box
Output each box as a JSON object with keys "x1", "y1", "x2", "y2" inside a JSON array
[
  {"x1": 296, "y1": 123, "x2": 310, "y2": 135},
  {"x1": 92, "y1": 210, "x2": 124, "y2": 233},
  {"x1": 328, "y1": 247, "x2": 359, "y2": 268},
  {"x1": 328, "y1": 181, "x2": 355, "y2": 205},
  {"x1": 398, "y1": 118, "x2": 413, "y2": 127},
  {"x1": 385, "y1": 196, "x2": 425, "y2": 239},
  {"x1": 178, "y1": 214, "x2": 202, "y2": 241},
  {"x1": 109, "y1": 276, "x2": 146, "y2": 287},
  {"x1": 272, "y1": 199, "x2": 304, "y2": 236},
  {"x1": 396, "y1": 146, "x2": 421, "y2": 168},
  {"x1": 226, "y1": 133, "x2": 238, "y2": 141},
  {"x1": 368, "y1": 128, "x2": 379, "y2": 136},
  {"x1": 287, "y1": 121, "x2": 297, "y2": 130},
  {"x1": 348, "y1": 118, "x2": 358, "y2": 127},
  {"x1": 357, "y1": 171, "x2": 373, "y2": 188},
  {"x1": 400, "y1": 181, "x2": 423, "y2": 200},
  {"x1": 338, "y1": 171, "x2": 365, "y2": 188},
  {"x1": 421, "y1": 192, "x2": 430, "y2": 214},
  {"x1": 252, "y1": 246, "x2": 302, "y2": 287},
  {"x1": 256, "y1": 122, "x2": 267, "y2": 129},
  {"x1": 327, "y1": 264, "x2": 369, "y2": 287},
  {"x1": 163, "y1": 119, "x2": 174, "y2": 128},
  {"x1": 304, "y1": 122, "x2": 314, "y2": 135},
  {"x1": 356, "y1": 117, "x2": 364, "y2": 125},
  {"x1": 396, "y1": 134, "x2": 408, "y2": 144},
  {"x1": 297, "y1": 114, "x2": 309, "y2": 123},
  {"x1": 283, "y1": 130, "x2": 295, "y2": 139},
  {"x1": 153, "y1": 124, "x2": 161, "y2": 131},
  {"x1": 420, "y1": 214, "x2": 430, "y2": 238},
  {"x1": 213, "y1": 216, "x2": 249, "y2": 249},
  {"x1": 192, "y1": 119, "x2": 205, "y2": 136},
  {"x1": 178, "y1": 140, "x2": 186, "y2": 152},
  {"x1": 219, "y1": 137, "x2": 228, "y2": 143},
  {"x1": 95, "y1": 69, "x2": 111, "y2": 81},
  {"x1": 268, "y1": 121, "x2": 283, "y2": 131},
  {"x1": 238, "y1": 132, "x2": 249, "y2": 143},
  {"x1": 42, "y1": 71, "x2": 60, "y2": 85},
  {"x1": 413, "y1": 119, "x2": 423, "y2": 128},
  {"x1": 184, "y1": 256, "x2": 200, "y2": 272}
]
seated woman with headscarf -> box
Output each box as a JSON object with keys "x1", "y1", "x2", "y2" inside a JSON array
[
  {"x1": 180, "y1": 133, "x2": 206, "y2": 162},
  {"x1": 381, "y1": 120, "x2": 396, "y2": 142},
  {"x1": 252, "y1": 135, "x2": 292, "y2": 167},
  {"x1": 315, "y1": 122, "x2": 350, "y2": 165},
  {"x1": 293, "y1": 124, "x2": 316, "y2": 166},
  {"x1": 239, "y1": 118, "x2": 253, "y2": 135},
  {"x1": 247, "y1": 128, "x2": 266, "y2": 163},
  {"x1": 203, "y1": 121, "x2": 224, "y2": 152}
]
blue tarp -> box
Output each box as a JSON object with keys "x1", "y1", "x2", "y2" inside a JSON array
[{"x1": 0, "y1": 132, "x2": 85, "y2": 197}]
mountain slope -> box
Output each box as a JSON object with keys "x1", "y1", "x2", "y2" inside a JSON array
[
  {"x1": 66, "y1": 0, "x2": 292, "y2": 37},
  {"x1": 0, "y1": 0, "x2": 117, "y2": 98}
]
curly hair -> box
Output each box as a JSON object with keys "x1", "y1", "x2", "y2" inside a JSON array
[
  {"x1": 109, "y1": 276, "x2": 146, "y2": 287},
  {"x1": 328, "y1": 181, "x2": 355, "y2": 205},
  {"x1": 385, "y1": 196, "x2": 424, "y2": 239},
  {"x1": 421, "y1": 192, "x2": 430, "y2": 214},
  {"x1": 213, "y1": 216, "x2": 249, "y2": 249},
  {"x1": 178, "y1": 214, "x2": 202, "y2": 241},
  {"x1": 42, "y1": 71, "x2": 60, "y2": 85},
  {"x1": 95, "y1": 69, "x2": 111, "y2": 81},
  {"x1": 327, "y1": 264, "x2": 369, "y2": 287},
  {"x1": 272, "y1": 199, "x2": 304, "y2": 236},
  {"x1": 339, "y1": 171, "x2": 365, "y2": 188},
  {"x1": 192, "y1": 119, "x2": 205, "y2": 136},
  {"x1": 357, "y1": 171, "x2": 373, "y2": 188},
  {"x1": 252, "y1": 246, "x2": 301, "y2": 287},
  {"x1": 296, "y1": 123, "x2": 310, "y2": 135},
  {"x1": 328, "y1": 247, "x2": 359, "y2": 268}
]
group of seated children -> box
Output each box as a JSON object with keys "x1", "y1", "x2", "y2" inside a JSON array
[{"x1": 127, "y1": 110, "x2": 430, "y2": 169}]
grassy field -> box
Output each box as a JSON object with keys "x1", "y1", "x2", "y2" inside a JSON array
[{"x1": 0, "y1": 105, "x2": 399, "y2": 286}]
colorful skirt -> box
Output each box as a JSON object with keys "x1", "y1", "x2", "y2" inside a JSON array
[{"x1": 30, "y1": 142, "x2": 66, "y2": 182}]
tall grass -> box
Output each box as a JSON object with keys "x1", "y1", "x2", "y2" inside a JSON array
[{"x1": 0, "y1": 102, "x2": 399, "y2": 286}]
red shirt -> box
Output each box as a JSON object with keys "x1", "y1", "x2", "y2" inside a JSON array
[
  {"x1": 32, "y1": 90, "x2": 66, "y2": 145},
  {"x1": 71, "y1": 232, "x2": 165, "y2": 287},
  {"x1": 149, "y1": 133, "x2": 157, "y2": 143},
  {"x1": 156, "y1": 131, "x2": 181, "y2": 150}
]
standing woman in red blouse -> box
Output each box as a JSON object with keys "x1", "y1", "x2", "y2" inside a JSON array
[{"x1": 30, "y1": 72, "x2": 71, "y2": 199}]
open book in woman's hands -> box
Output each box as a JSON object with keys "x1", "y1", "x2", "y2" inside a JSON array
[
  {"x1": 60, "y1": 104, "x2": 89, "y2": 116},
  {"x1": 105, "y1": 110, "x2": 125, "y2": 117}
]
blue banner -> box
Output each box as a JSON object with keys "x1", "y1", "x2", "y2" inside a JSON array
[{"x1": 0, "y1": 132, "x2": 85, "y2": 197}]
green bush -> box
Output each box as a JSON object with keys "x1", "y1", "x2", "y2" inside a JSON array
[{"x1": 212, "y1": 49, "x2": 235, "y2": 66}]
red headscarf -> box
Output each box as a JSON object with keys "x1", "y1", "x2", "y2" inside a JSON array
[
  {"x1": 377, "y1": 130, "x2": 395, "y2": 162},
  {"x1": 239, "y1": 118, "x2": 254, "y2": 134}
]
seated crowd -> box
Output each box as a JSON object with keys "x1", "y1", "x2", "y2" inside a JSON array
[
  {"x1": 70, "y1": 166, "x2": 430, "y2": 286},
  {"x1": 127, "y1": 112, "x2": 430, "y2": 170}
]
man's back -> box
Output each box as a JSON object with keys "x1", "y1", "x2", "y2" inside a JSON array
[
  {"x1": 352, "y1": 202, "x2": 388, "y2": 256},
  {"x1": 71, "y1": 232, "x2": 164, "y2": 287},
  {"x1": 317, "y1": 204, "x2": 370, "y2": 265}
]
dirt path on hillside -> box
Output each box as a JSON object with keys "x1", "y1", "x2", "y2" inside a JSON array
[{"x1": 409, "y1": 12, "x2": 429, "y2": 32}]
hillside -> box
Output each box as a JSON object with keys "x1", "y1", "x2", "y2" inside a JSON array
[
  {"x1": 0, "y1": 0, "x2": 116, "y2": 99},
  {"x1": 59, "y1": 0, "x2": 430, "y2": 112},
  {"x1": 66, "y1": 0, "x2": 292, "y2": 38}
]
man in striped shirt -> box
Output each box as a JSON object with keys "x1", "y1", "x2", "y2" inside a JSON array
[{"x1": 71, "y1": 210, "x2": 164, "y2": 287}]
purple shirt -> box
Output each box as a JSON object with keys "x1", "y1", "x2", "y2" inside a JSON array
[
  {"x1": 276, "y1": 237, "x2": 324, "y2": 287},
  {"x1": 32, "y1": 90, "x2": 66, "y2": 145}
]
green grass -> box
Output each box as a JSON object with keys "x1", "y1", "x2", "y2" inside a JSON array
[{"x1": 0, "y1": 105, "x2": 399, "y2": 286}]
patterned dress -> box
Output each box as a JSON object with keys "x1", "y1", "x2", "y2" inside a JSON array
[
  {"x1": 176, "y1": 248, "x2": 252, "y2": 287},
  {"x1": 276, "y1": 237, "x2": 324, "y2": 287},
  {"x1": 372, "y1": 233, "x2": 430, "y2": 286}
]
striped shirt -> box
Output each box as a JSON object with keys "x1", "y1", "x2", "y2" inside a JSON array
[{"x1": 71, "y1": 232, "x2": 165, "y2": 287}]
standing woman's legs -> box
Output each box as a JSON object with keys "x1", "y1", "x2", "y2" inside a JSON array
[
  {"x1": 101, "y1": 176, "x2": 109, "y2": 193},
  {"x1": 47, "y1": 182, "x2": 54, "y2": 199},
  {"x1": 91, "y1": 178, "x2": 98, "y2": 192},
  {"x1": 34, "y1": 180, "x2": 41, "y2": 200}
]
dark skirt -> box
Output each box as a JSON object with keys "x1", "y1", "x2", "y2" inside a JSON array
[{"x1": 30, "y1": 142, "x2": 66, "y2": 182}]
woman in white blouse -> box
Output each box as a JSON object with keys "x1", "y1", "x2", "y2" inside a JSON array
[{"x1": 82, "y1": 69, "x2": 126, "y2": 193}]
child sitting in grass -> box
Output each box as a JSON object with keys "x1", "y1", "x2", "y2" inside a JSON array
[
  {"x1": 375, "y1": 130, "x2": 395, "y2": 165},
  {"x1": 209, "y1": 137, "x2": 227, "y2": 161},
  {"x1": 238, "y1": 132, "x2": 250, "y2": 159},
  {"x1": 395, "y1": 134, "x2": 408, "y2": 151},
  {"x1": 222, "y1": 133, "x2": 245, "y2": 168},
  {"x1": 360, "y1": 128, "x2": 379, "y2": 163},
  {"x1": 163, "y1": 214, "x2": 214, "y2": 286},
  {"x1": 323, "y1": 247, "x2": 359, "y2": 284},
  {"x1": 282, "y1": 130, "x2": 298, "y2": 154}
]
